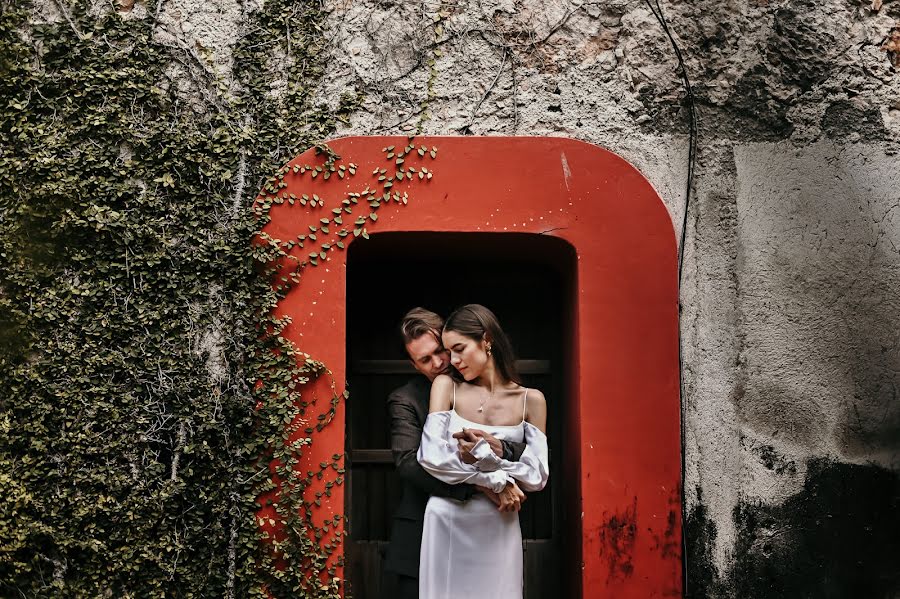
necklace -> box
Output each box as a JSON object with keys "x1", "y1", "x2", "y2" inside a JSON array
[{"x1": 478, "y1": 375, "x2": 495, "y2": 413}]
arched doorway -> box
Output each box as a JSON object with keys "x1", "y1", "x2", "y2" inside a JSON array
[
  {"x1": 344, "y1": 232, "x2": 577, "y2": 599},
  {"x1": 257, "y1": 135, "x2": 682, "y2": 598}
]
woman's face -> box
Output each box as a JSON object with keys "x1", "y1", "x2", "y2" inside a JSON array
[{"x1": 442, "y1": 329, "x2": 489, "y2": 381}]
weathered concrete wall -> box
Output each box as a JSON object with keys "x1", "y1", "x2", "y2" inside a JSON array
[
  {"x1": 33, "y1": 0, "x2": 898, "y2": 595},
  {"x1": 315, "y1": 0, "x2": 900, "y2": 595}
]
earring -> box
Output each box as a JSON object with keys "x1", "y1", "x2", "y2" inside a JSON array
[{"x1": 486, "y1": 344, "x2": 492, "y2": 356}]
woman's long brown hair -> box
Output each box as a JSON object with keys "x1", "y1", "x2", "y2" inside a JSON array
[{"x1": 443, "y1": 304, "x2": 521, "y2": 385}]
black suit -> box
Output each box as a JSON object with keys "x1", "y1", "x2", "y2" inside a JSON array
[{"x1": 382, "y1": 375, "x2": 526, "y2": 598}]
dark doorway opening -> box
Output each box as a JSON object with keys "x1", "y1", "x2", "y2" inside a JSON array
[{"x1": 345, "y1": 232, "x2": 578, "y2": 599}]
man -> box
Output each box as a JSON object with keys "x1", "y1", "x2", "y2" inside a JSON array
[{"x1": 382, "y1": 307, "x2": 527, "y2": 599}]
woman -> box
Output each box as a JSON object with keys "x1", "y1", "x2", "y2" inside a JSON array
[{"x1": 416, "y1": 304, "x2": 549, "y2": 599}]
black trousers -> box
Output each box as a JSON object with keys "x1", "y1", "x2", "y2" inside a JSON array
[{"x1": 381, "y1": 569, "x2": 418, "y2": 599}]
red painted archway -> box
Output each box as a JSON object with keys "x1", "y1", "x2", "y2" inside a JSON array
[{"x1": 259, "y1": 136, "x2": 681, "y2": 597}]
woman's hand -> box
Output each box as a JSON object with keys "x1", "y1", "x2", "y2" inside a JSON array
[
  {"x1": 453, "y1": 428, "x2": 504, "y2": 463},
  {"x1": 497, "y1": 480, "x2": 526, "y2": 512},
  {"x1": 454, "y1": 428, "x2": 479, "y2": 463}
]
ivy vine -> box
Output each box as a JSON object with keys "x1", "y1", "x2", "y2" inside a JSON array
[
  {"x1": 248, "y1": 136, "x2": 438, "y2": 598},
  {"x1": 0, "y1": 0, "x2": 360, "y2": 596}
]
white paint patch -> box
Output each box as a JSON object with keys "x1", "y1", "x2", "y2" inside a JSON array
[{"x1": 560, "y1": 152, "x2": 572, "y2": 191}]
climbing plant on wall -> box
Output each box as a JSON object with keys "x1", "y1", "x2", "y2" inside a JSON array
[{"x1": 0, "y1": 0, "x2": 359, "y2": 596}]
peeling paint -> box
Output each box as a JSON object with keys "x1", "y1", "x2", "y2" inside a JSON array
[
  {"x1": 560, "y1": 152, "x2": 572, "y2": 191},
  {"x1": 596, "y1": 497, "x2": 638, "y2": 584},
  {"x1": 650, "y1": 486, "x2": 682, "y2": 562}
]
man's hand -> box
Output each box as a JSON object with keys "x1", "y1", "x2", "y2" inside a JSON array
[
  {"x1": 497, "y1": 481, "x2": 526, "y2": 512},
  {"x1": 474, "y1": 485, "x2": 501, "y2": 506},
  {"x1": 452, "y1": 428, "x2": 504, "y2": 463},
  {"x1": 453, "y1": 428, "x2": 478, "y2": 463}
]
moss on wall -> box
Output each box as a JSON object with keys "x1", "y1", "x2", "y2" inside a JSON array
[{"x1": 0, "y1": 0, "x2": 357, "y2": 595}]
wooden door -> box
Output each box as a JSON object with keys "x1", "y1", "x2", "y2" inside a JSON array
[{"x1": 344, "y1": 233, "x2": 575, "y2": 599}]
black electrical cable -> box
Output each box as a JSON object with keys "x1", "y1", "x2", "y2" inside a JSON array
[
  {"x1": 644, "y1": 0, "x2": 697, "y2": 596},
  {"x1": 643, "y1": 0, "x2": 697, "y2": 278}
]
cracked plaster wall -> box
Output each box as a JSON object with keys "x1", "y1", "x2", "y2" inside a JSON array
[
  {"x1": 317, "y1": 1, "x2": 900, "y2": 594},
  {"x1": 40, "y1": 0, "x2": 900, "y2": 595},
  {"x1": 319, "y1": 0, "x2": 900, "y2": 597}
]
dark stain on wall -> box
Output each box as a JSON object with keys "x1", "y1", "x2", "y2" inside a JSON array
[
  {"x1": 742, "y1": 436, "x2": 798, "y2": 476},
  {"x1": 720, "y1": 65, "x2": 794, "y2": 140},
  {"x1": 687, "y1": 459, "x2": 900, "y2": 598},
  {"x1": 690, "y1": 64, "x2": 794, "y2": 142},
  {"x1": 728, "y1": 458, "x2": 900, "y2": 598},
  {"x1": 597, "y1": 496, "x2": 638, "y2": 584},
  {"x1": 651, "y1": 485, "x2": 684, "y2": 597},
  {"x1": 649, "y1": 486, "x2": 681, "y2": 561},
  {"x1": 822, "y1": 101, "x2": 888, "y2": 140},
  {"x1": 684, "y1": 486, "x2": 720, "y2": 598},
  {"x1": 767, "y1": 0, "x2": 847, "y2": 91}
]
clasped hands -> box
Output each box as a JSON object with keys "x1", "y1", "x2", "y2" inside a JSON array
[{"x1": 453, "y1": 428, "x2": 526, "y2": 513}]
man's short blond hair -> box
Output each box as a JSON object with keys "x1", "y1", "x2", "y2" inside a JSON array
[{"x1": 400, "y1": 307, "x2": 444, "y2": 346}]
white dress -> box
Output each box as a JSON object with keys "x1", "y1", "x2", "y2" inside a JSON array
[{"x1": 416, "y1": 388, "x2": 550, "y2": 599}]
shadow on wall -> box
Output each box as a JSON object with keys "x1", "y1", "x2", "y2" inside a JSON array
[
  {"x1": 686, "y1": 458, "x2": 900, "y2": 598},
  {"x1": 688, "y1": 140, "x2": 900, "y2": 597},
  {"x1": 734, "y1": 142, "x2": 900, "y2": 463}
]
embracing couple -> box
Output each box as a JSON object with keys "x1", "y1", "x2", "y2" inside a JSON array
[{"x1": 382, "y1": 305, "x2": 550, "y2": 599}]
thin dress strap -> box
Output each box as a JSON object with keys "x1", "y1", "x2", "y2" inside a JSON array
[
  {"x1": 521, "y1": 388, "x2": 528, "y2": 423},
  {"x1": 452, "y1": 382, "x2": 457, "y2": 411}
]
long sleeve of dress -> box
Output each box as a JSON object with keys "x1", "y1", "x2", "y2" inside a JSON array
[
  {"x1": 417, "y1": 411, "x2": 550, "y2": 494},
  {"x1": 467, "y1": 427, "x2": 549, "y2": 492}
]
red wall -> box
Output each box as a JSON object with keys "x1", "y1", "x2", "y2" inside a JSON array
[{"x1": 261, "y1": 136, "x2": 682, "y2": 597}]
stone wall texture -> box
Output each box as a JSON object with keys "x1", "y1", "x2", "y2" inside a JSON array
[
  {"x1": 324, "y1": 1, "x2": 900, "y2": 595},
  {"x1": 37, "y1": 0, "x2": 900, "y2": 595},
  {"x1": 317, "y1": 2, "x2": 900, "y2": 594}
]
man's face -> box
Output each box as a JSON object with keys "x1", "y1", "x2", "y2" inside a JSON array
[{"x1": 405, "y1": 332, "x2": 450, "y2": 381}]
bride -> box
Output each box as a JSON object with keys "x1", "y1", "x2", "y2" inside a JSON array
[{"x1": 416, "y1": 304, "x2": 549, "y2": 599}]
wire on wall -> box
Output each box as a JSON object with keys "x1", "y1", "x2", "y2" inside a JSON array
[
  {"x1": 644, "y1": 0, "x2": 697, "y2": 595},
  {"x1": 644, "y1": 0, "x2": 697, "y2": 279}
]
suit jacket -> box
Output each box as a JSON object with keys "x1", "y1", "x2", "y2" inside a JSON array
[{"x1": 382, "y1": 375, "x2": 527, "y2": 578}]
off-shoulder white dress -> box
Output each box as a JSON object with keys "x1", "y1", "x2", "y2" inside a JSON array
[{"x1": 416, "y1": 386, "x2": 550, "y2": 599}]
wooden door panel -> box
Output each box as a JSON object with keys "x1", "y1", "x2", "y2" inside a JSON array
[
  {"x1": 524, "y1": 540, "x2": 562, "y2": 599},
  {"x1": 345, "y1": 541, "x2": 386, "y2": 599}
]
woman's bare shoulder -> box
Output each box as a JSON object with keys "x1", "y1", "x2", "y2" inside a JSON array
[
  {"x1": 524, "y1": 387, "x2": 547, "y2": 431},
  {"x1": 431, "y1": 373, "x2": 454, "y2": 390},
  {"x1": 524, "y1": 387, "x2": 546, "y2": 404},
  {"x1": 429, "y1": 374, "x2": 455, "y2": 411}
]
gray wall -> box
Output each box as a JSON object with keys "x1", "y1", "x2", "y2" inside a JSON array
[
  {"x1": 38, "y1": 0, "x2": 900, "y2": 595},
  {"x1": 318, "y1": 3, "x2": 900, "y2": 593}
]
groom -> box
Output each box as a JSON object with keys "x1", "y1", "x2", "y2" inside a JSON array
[{"x1": 381, "y1": 307, "x2": 527, "y2": 599}]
